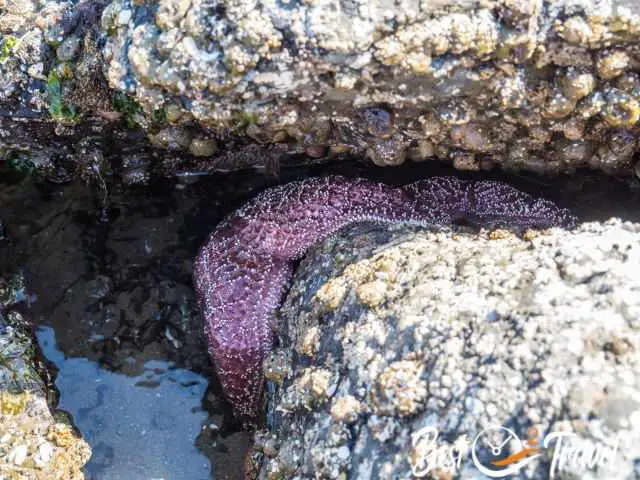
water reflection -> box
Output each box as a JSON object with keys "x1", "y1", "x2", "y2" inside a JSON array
[{"x1": 37, "y1": 326, "x2": 211, "y2": 480}]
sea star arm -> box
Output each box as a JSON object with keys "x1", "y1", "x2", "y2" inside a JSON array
[
  {"x1": 459, "y1": 180, "x2": 577, "y2": 228},
  {"x1": 222, "y1": 176, "x2": 451, "y2": 260},
  {"x1": 194, "y1": 239, "x2": 293, "y2": 420},
  {"x1": 405, "y1": 178, "x2": 577, "y2": 228}
]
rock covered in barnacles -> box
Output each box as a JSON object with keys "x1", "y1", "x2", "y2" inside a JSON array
[{"x1": 258, "y1": 219, "x2": 640, "y2": 478}]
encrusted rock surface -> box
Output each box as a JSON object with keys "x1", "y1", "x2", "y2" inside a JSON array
[
  {"x1": 0, "y1": 274, "x2": 92, "y2": 479},
  {"x1": 2, "y1": 0, "x2": 640, "y2": 177},
  {"x1": 254, "y1": 219, "x2": 640, "y2": 479}
]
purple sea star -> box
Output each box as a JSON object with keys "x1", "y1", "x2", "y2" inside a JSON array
[{"x1": 193, "y1": 175, "x2": 576, "y2": 421}]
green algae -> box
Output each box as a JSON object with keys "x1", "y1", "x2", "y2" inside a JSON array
[
  {"x1": 2, "y1": 149, "x2": 35, "y2": 176},
  {"x1": 47, "y1": 70, "x2": 77, "y2": 122},
  {"x1": 0, "y1": 35, "x2": 17, "y2": 63},
  {"x1": 113, "y1": 92, "x2": 144, "y2": 128}
]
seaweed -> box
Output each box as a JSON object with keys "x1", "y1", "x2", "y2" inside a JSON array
[{"x1": 47, "y1": 69, "x2": 77, "y2": 122}]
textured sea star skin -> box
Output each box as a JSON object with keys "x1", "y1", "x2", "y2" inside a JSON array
[{"x1": 193, "y1": 176, "x2": 576, "y2": 421}]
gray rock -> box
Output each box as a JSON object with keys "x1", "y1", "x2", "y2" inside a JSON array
[
  {"x1": 0, "y1": 273, "x2": 92, "y2": 478},
  {"x1": 255, "y1": 219, "x2": 640, "y2": 479},
  {"x1": 98, "y1": 0, "x2": 640, "y2": 175},
  {"x1": 3, "y1": 0, "x2": 640, "y2": 177}
]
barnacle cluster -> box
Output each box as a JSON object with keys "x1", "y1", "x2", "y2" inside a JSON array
[
  {"x1": 258, "y1": 219, "x2": 640, "y2": 478},
  {"x1": 2, "y1": 0, "x2": 640, "y2": 176},
  {"x1": 99, "y1": 0, "x2": 640, "y2": 175}
]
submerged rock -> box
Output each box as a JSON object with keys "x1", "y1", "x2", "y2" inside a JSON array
[
  {"x1": 255, "y1": 219, "x2": 640, "y2": 478},
  {"x1": 0, "y1": 274, "x2": 92, "y2": 479}
]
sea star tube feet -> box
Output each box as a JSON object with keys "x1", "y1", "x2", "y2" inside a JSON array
[{"x1": 193, "y1": 175, "x2": 576, "y2": 421}]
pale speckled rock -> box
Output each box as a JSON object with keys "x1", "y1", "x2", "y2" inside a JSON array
[
  {"x1": 0, "y1": 274, "x2": 92, "y2": 479},
  {"x1": 4, "y1": 0, "x2": 640, "y2": 178},
  {"x1": 255, "y1": 219, "x2": 640, "y2": 479},
  {"x1": 97, "y1": 0, "x2": 640, "y2": 176}
]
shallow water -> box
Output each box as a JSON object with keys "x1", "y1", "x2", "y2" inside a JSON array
[
  {"x1": 38, "y1": 326, "x2": 211, "y2": 479},
  {"x1": 1, "y1": 162, "x2": 639, "y2": 479}
]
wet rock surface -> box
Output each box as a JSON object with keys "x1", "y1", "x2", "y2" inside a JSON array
[
  {"x1": 0, "y1": 273, "x2": 92, "y2": 479},
  {"x1": 256, "y1": 220, "x2": 640, "y2": 479},
  {"x1": 3, "y1": 0, "x2": 640, "y2": 177}
]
